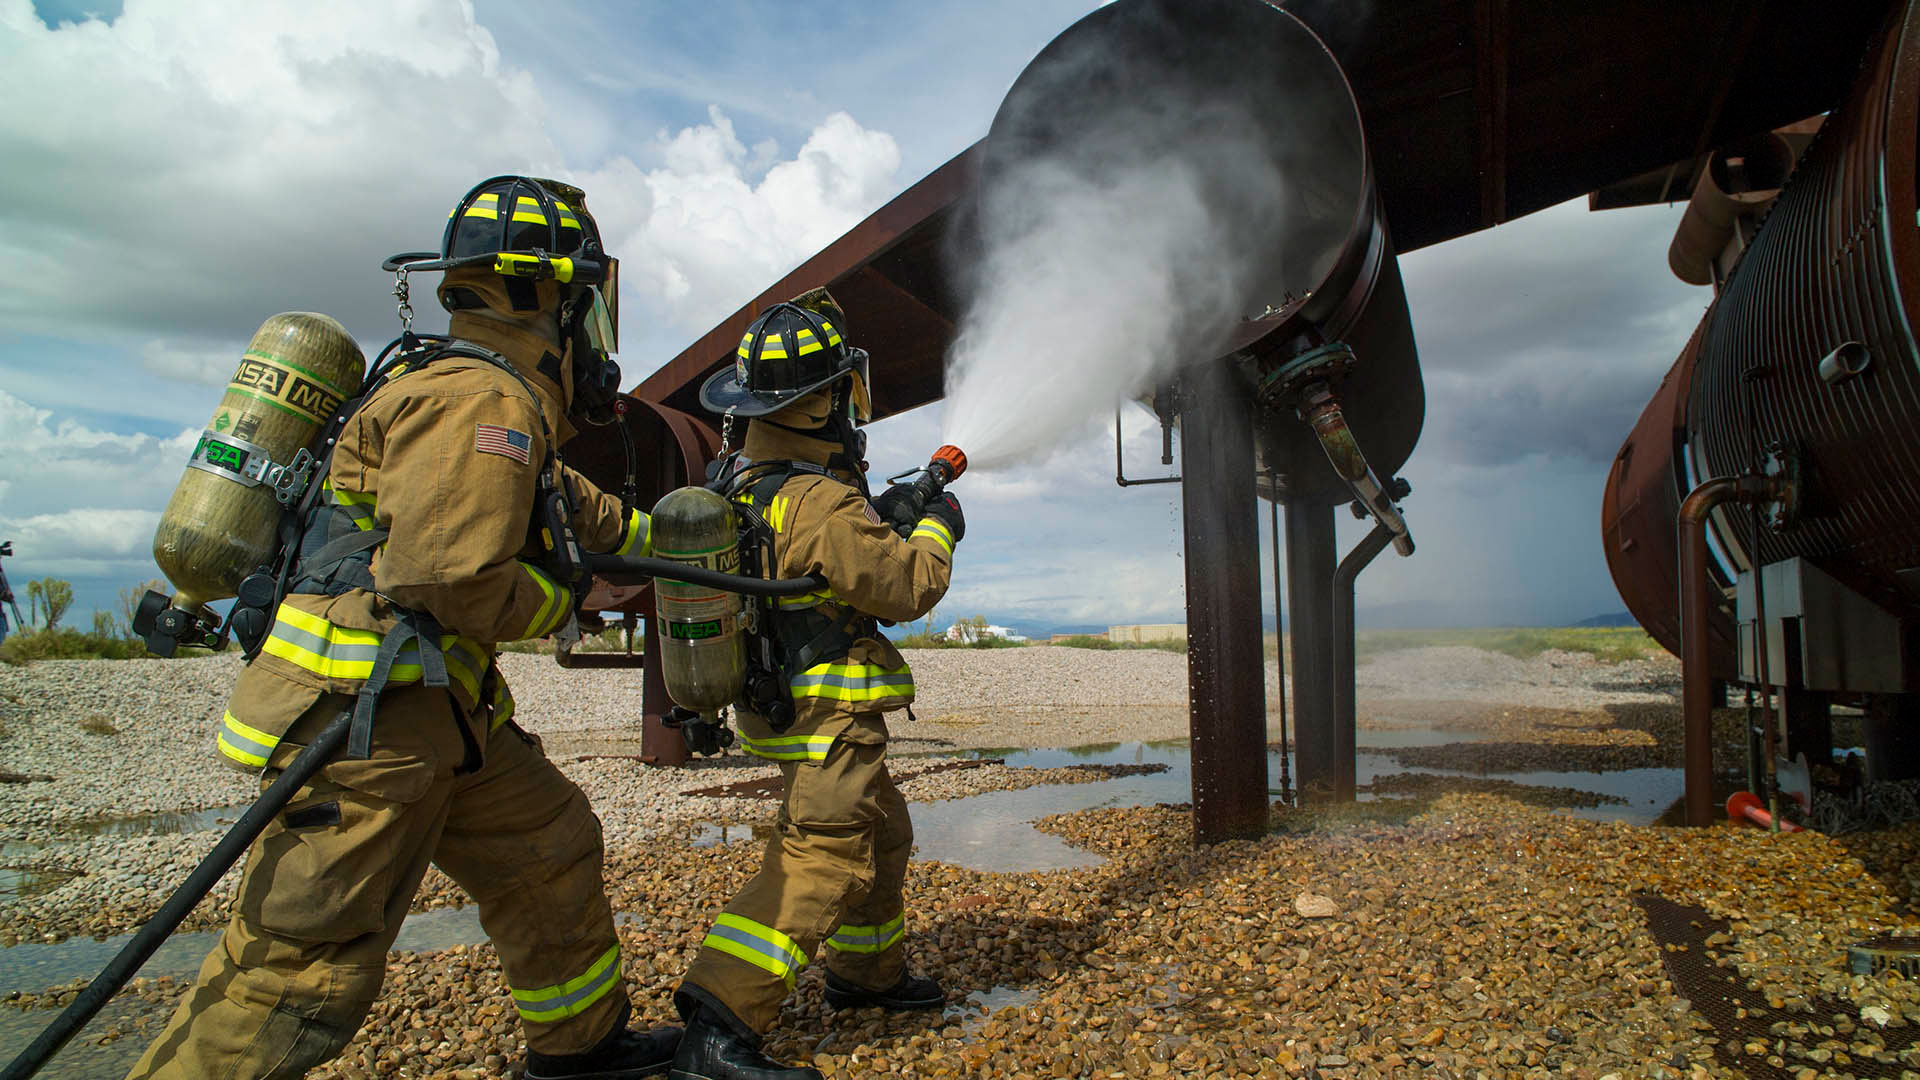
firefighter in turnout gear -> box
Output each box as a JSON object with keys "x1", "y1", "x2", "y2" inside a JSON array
[
  {"x1": 129, "y1": 177, "x2": 681, "y2": 1080},
  {"x1": 669, "y1": 292, "x2": 962, "y2": 1080}
]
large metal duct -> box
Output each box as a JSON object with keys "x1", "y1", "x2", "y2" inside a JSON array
[
  {"x1": 979, "y1": 0, "x2": 1423, "y2": 507},
  {"x1": 1688, "y1": 5, "x2": 1920, "y2": 615}
]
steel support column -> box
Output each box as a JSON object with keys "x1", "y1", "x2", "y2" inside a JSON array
[
  {"x1": 1286, "y1": 500, "x2": 1338, "y2": 801},
  {"x1": 639, "y1": 612, "x2": 689, "y2": 766},
  {"x1": 1179, "y1": 358, "x2": 1268, "y2": 844}
]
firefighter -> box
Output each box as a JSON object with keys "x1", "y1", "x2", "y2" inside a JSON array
[
  {"x1": 128, "y1": 177, "x2": 680, "y2": 1080},
  {"x1": 668, "y1": 291, "x2": 963, "y2": 1080}
]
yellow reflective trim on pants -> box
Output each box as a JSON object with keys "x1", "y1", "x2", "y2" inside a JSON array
[
  {"x1": 736, "y1": 731, "x2": 838, "y2": 762},
  {"x1": 216, "y1": 711, "x2": 278, "y2": 767},
  {"x1": 614, "y1": 509, "x2": 651, "y2": 557},
  {"x1": 826, "y1": 912, "x2": 906, "y2": 954},
  {"x1": 789, "y1": 661, "x2": 914, "y2": 703},
  {"x1": 704, "y1": 913, "x2": 807, "y2": 986},
  {"x1": 511, "y1": 944, "x2": 622, "y2": 1023},
  {"x1": 909, "y1": 517, "x2": 954, "y2": 556}
]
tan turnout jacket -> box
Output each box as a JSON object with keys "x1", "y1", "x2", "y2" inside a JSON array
[{"x1": 216, "y1": 318, "x2": 649, "y2": 769}]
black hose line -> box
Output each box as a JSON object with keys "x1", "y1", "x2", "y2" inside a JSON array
[
  {"x1": 584, "y1": 554, "x2": 826, "y2": 597},
  {"x1": 1, "y1": 709, "x2": 356, "y2": 1080}
]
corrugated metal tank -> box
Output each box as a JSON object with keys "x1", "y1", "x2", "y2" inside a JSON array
[{"x1": 1688, "y1": 4, "x2": 1920, "y2": 615}]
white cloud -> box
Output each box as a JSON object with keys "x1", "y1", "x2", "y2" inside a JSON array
[
  {"x1": 0, "y1": 0, "x2": 906, "y2": 403},
  {"x1": 0, "y1": 508, "x2": 163, "y2": 578},
  {"x1": 601, "y1": 107, "x2": 902, "y2": 341}
]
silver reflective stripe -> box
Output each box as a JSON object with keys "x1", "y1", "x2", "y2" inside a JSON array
[
  {"x1": 708, "y1": 922, "x2": 802, "y2": 975},
  {"x1": 270, "y1": 620, "x2": 381, "y2": 664}
]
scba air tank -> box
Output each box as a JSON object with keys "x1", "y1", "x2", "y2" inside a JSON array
[
  {"x1": 152, "y1": 313, "x2": 365, "y2": 612},
  {"x1": 651, "y1": 486, "x2": 748, "y2": 713}
]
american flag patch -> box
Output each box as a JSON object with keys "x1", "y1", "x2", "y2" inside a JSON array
[{"x1": 474, "y1": 423, "x2": 532, "y2": 464}]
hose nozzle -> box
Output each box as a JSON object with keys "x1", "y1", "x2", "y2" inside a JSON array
[{"x1": 928, "y1": 444, "x2": 967, "y2": 487}]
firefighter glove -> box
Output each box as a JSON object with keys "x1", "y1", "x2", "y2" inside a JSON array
[
  {"x1": 870, "y1": 482, "x2": 922, "y2": 537},
  {"x1": 923, "y1": 492, "x2": 965, "y2": 545}
]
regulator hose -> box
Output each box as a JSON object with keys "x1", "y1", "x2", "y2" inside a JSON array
[
  {"x1": 584, "y1": 554, "x2": 826, "y2": 596},
  {"x1": 1, "y1": 709, "x2": 357, "y2": 1080}
]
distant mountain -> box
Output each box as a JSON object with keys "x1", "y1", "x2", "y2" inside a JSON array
[{"x1": 1572, "y1": 611, "x2": 1639, "y2": 628}]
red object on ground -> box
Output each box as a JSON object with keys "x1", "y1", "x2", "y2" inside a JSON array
[{"x1": 1726, "y1": 791, "x2": 1805, "y2": 833}]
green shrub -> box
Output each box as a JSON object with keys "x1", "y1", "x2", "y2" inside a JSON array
[
  {"x1": 1352, "y1": 626, "x2": 1662, "y2": 663},
  {"x1": 0, "y1": 628, "x2": 152, "y2": 664},
  {"x1": 1050, "y1": 635, "x2": 1187, "y2": 654}
]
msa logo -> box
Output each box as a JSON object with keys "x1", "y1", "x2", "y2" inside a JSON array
[
  {"x1": 668, "y1": 620, "x2": 723, "y2": 641},
  {"x1": 287, "y1": 377, "x2": 343, "y2": 418},
  {"x1": 231, "y1": 358, "x2": 287, "y2": 395}
]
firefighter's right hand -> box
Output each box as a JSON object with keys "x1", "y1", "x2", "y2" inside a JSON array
[
  {"x1": 869, "y1": 482, "x2": 921, "y2": 537},
  {"x1": 923, "y1": 491, "x2": 965, "y2": 545}
]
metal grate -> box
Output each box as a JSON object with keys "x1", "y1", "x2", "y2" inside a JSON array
[
  {"x1": 1850, "y1": 934, "x2": 1920, "y2": 980},
  {"x1": 1637, "y1": 894, "x2": 1918, "y2": 1080}
]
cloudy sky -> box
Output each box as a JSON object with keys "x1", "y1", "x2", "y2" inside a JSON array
[{"x1": 0, "y1": 0, "x2": 1710, "y2": 635}]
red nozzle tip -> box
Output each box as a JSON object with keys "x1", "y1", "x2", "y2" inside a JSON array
[{"x1": 932, "y1": 444, "x2": 967, "y2": 479}]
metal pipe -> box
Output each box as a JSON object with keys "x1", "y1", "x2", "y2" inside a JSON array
[
  {"x1": 1269, "y1": 491, "x2": 1292, "y2": 805},
  {"x1": 1114, "y1": 407, "x2": 1181, "y2": 487},
  {"x1": 1331, "y1": 524, "x2": 1397, "y2": 803},
  {"x1": 1680, "y1": 473, "x2": 1774, "y2": 826},
  {"x1": 1298, "y1": 382, "x2": 1414, "y2": 556},
  {"x1": 639, "y1": 610, "x2": 688, "y2": 766},
  {"x1": 1178, "y1": 358, "x2": 1268, "y2": 843}
]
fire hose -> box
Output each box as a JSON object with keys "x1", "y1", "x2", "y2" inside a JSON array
[{"x1": 1, "y1": 559, "x2": 827, "y2": 1079}]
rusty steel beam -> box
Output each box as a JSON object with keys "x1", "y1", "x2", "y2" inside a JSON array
[
  {"x1": 1286, "y1": 500, "x2": 1339, "y2": 802},
  {"x1": 1179, "y1": 358, "x2": 1269, "y2": 843}
]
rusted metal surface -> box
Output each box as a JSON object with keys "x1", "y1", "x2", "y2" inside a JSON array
[
  {"x1": 1331, "y1": 524, "x2": 1397, "y2": 805},
  {"x1": 1666, "y1": 130, "x2": 1797, "y2": 285},
  {"x1": 1681, "y1": 474, "x2": 1773, "y2": 826},
  {"x1": 1178, "y1": 358, "x2": 1269, "y2": 843},
  {"x1": 627, "y1": 2, "x2": 1890, "y2": 449},
  {"x1": 1286, "y1": 500, "x2": 1338, "y2": 802},
  {"x1": 1688, "y1": 3, "x2": 1920, "y2": 617},
  {"x1": 1602, "y1": 321, "x2": 1738, "y2": 676}
]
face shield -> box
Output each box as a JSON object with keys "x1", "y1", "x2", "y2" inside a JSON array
[
  {"x1": 569, "y1": 261, "x2": 623, "y2": 424},
  {"x1": 846, "y1": 346, "x2": 872, "y2": 423}
]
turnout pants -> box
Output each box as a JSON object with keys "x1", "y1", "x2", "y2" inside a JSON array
[
  {"x1": 128, "y1": 682, "x2": 627, "y2": 1080},
  {"x1": 678, "y1": 713, "x2": 912, "y2": 1036}
]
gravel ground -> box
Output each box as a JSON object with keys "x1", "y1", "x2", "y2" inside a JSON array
[{"x1": 6, "y1": 643, "x2": 1919, "y2": 1080}]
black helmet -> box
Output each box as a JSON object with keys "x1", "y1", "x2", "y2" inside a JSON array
[
  {"x1": 384, "y1": 176, "x2": 623, "y2": 422},
  {"x1": 699, "y1": 299, "x2": 871, "y2": 420}
]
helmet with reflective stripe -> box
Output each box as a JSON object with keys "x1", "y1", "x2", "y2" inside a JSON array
[
  {"x1": 382, "y1": 176, "x2": 624, "y2": 423},
  {"x1": 699, "y1": 296, "x2": 871, "y2": 420}
]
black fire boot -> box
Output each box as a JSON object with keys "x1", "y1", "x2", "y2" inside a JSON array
[
  {"x1": 523, "y1": 1001, "x2": 683, "y2": 1080},
  {"x1": 669, "y1": 1006, "x2": 823, "y2": 1080},
  {"x1": 822, "y1": 970, "x2": 945, "y2": 1011}
]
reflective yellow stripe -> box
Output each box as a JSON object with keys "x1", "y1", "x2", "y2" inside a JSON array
[
  {"x1": 216, "y1": 711, "x2": 278, "y2": 767},
  {"x1": 909, "y1": 517, "x2": 954, "y2": 556},
  {"x1": 736, "y1": 731, "x2": 838, "y2": 762},
  {"x1": 490, "y1": 679, "x2": 515, "y2": 732},
  {"x1": 511, "y1": 944, "x2": 622, "y2": 1023},
  {"x1": 520, "y1": 563, "x2": 561, "y2": 640},
  {"x1": 462, "y1": 207, "x2": 500, "y2": 220},
  {"x1": 703, "y1": 914, "x2": 807, "y2": 986},
  {"x1": 790, "y1": 661, "x2": 914, "y2": 703},
  {"x1": 330, "y1": 484, "x2": 378, "y2": 531},
  {"x1": 826, "y1": 912, "x2": 906, "y2": 954},
  {"x1": 776, "y1": 588, "x2": 837, "y2": 610},
  {"x1": 614, "y1": 509, "x2": 651, "y2": 557},
  {"x1": 261, "y1": 604, "x2": 486, "y2": 701}
]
